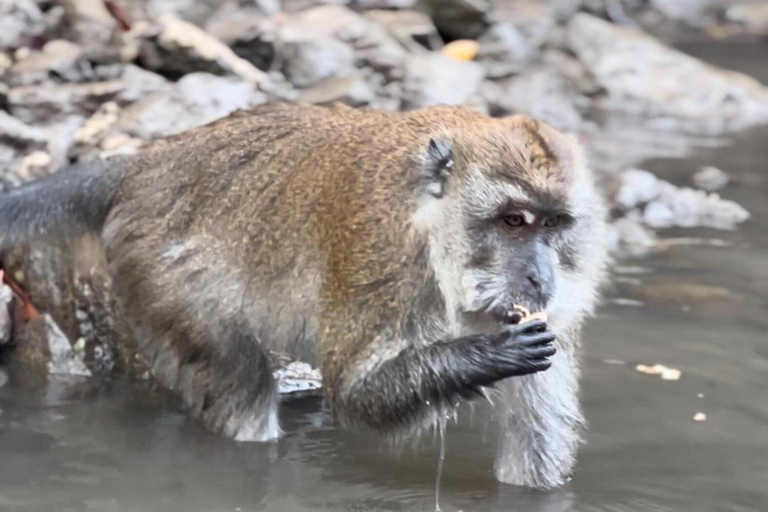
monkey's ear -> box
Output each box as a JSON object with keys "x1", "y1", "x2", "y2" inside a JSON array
[{"x1": 422, "y1": 138, "x2": 454, "y2": 198}]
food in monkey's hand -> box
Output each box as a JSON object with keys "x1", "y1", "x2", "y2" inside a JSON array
[{"x1": 503, "y1": 305, "x2": 549, "y2": 325}]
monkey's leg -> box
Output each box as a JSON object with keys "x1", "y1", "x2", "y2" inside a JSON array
[
  {"x1": 493, "y1": 346, "x2": 582, "y2": 489},
  {"x1": 333, "y1": 321, "x2": 556, "y2": 432},
  {"x1": 142, "y1": 316, "x2": 282, "y2": 442},
  {"x1": 109, "y1": 238, "x2": 281, "y2": 442}
]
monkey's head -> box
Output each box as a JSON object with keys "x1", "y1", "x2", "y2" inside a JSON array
[{"x1": 413, "y1": 115, "x2": 607, "y2": 330}]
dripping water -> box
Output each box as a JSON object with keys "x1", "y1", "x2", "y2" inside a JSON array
[{"x1": 435, "y1": 417, "x2": 446, "y2": 512}]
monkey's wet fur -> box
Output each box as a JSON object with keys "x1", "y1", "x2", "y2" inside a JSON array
[{"x1": 0, "y1": 104, "x2": 608, "y2": 489}]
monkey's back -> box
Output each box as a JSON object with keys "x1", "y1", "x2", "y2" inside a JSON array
[{"x1": 100, "y1": 104, "x2": 483, "y2": 366}]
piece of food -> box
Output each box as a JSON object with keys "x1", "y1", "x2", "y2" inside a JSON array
[
  {"x1": 505, "y1": 305, "x2": 548, "y2": 325},
  {"x1": 636, "y1": 363, "x2": 681, "y2": 381},
  {"x1": 441, "y1": 40, "x2": 480, "y2": 62}
]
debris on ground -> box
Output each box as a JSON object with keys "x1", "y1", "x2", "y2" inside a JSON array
[{"x1": 636, "y1": 364, "x2": 681, "y2": 381}]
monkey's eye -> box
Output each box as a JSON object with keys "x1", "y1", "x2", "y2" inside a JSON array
[
  {"x1": 543, "y1": 216, "x2": 560, "y2": 228},
  {"x1": 503, "y1": 214, "x2": 526, "y2": 228}
]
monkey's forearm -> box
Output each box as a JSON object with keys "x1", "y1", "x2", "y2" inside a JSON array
[{"x1": 342, "y1": 324, "x2": 555, "y2": 430}]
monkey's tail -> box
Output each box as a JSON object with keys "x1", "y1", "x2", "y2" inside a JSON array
[{"x1": 0, "y1": 159, "x2": 123, "y2": 250}]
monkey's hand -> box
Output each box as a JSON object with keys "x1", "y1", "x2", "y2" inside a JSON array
[
  {"x1": 469, "y1": 320, "x2": 556, "y2": 386},
  {"x1": 335, "y1": 320, "x2": 556, "y2": 430}
]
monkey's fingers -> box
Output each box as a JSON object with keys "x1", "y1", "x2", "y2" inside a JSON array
[
  {"x1": 516, "y1": 358, "x2": 553, "y2": 376},
  {"x1": 527, "y1": 342, "x2": 557, "y2": 360},
  {"x1": 519, "y1": 319, "x2": 548, "y2": 334},
  {"x1": 516, "y1": 331, "x2": 556, "y2": 347}
]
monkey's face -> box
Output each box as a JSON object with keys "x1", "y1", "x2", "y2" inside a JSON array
[
  {"x1": 457, "y1": 171, "x2": 574, "y2": 319},
  {"x1": 415, "y1": 117, "x2": 604, "y2": 327}
]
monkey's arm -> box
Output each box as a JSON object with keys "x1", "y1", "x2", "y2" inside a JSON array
[{"x1": 336, "y1": 321, "x2": 555, "y2": 431}]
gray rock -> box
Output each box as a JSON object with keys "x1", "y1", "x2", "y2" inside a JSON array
[
  {"x1": 420, "y1": 0, "x2": 491, "y2": 40},
  {"x1": 8, "y1": 40, "x2": 89, "y2": 86},
  {"x1": 282, "y1": 38, "x2": 356, "y2": 88},
  {"x1": 494, "y1": 0, "x2": 559, "y2": 48},
  {"x1": 273, "y1": 360, "x2": 322, "y2": 395},
  {"x1": 645, "y1": 181, "x2": 750, "y2": 229},
  {"x1": 364, "y1": 10, "x2": 441, "y2": 52},
  {"x1": 115, "y1": 65, "x2": 171, "y2": 103},
  {"x1": 136, "y1": 16, "x2": 272, "y2": 87},
  {"x1": 54, "y1": 0, "x2": 120, "y2": 62},
  {"x1": 401, "y1": 53, "x2": 485, "y2": 109},
  {"x1": 0, "y1": 0, "x2": 45, "y2": 51},
  {"x1": 23, "y1": 314, "x2": 92, "y2": 377},
  {"x1": 118, "y1": 73, "x2": 266, "y2": 139},
  {"x1": 692, "y1": 166, "x2": 729, "y2": 192},
  {"x1": 300, "y1": 74, "x2": 375, "y2": 106},
  {"x1": 567, "y1": 13, "x2": 768, "y2": 131},
  {"x1": 205, "y1": 5, "x2": 274, "y2": 71},
  {"x1": 725, "y1": 3, "x2": 768, "y2": 37},
  {"x1": 8, "y1": 81, "x2": 124, "y2": 123},
  {"x1": 478, "y1": 23, "x2": 538, "y2": 79},
  {"x1": 0, "y1": 111, "x2": 48, "y2": 146},
  {"x1": 276, "y1": 6, "x2": 405, "y2": 83},
  {"x1": 642, "y1": 200, "x2": 676, "y2": 228},
  {"x1": 0, "y1": 284, "x2": 12, "y2": 344},
  {"x1": 650, "y1": 0, "x2": 718, "y2": 25},
  {"x1": 484, "y1": 66, "x2": 584, "y2": 133},
  {"x1": 616, "y1": 168, "x2": 661, "y2": 210},
  {"x1": 610, "y1": 217, "x2": 658, "y2": 256},
  {"x1": 352, "y1": 0, "x2": 418, "y2": 9}
]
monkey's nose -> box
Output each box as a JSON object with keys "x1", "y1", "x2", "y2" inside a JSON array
[{"x1": 526, "y1": 274, "x2": 554, "y2": 308}]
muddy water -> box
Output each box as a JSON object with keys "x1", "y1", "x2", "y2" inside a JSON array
[{"x1": 1, "y1": 45, "x2": 767, "y2": 512}]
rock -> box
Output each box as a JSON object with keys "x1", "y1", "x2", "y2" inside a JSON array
[
  {"x1": 113, "y1": 65, "x2": 171, "y2": 103},
  {"x1": 420, "y1": 0, "x2": 491, "y2": 40},
  {"x1": 567, "y1": 14, "x2": 768, "y2": 130},
  {"x1": 0, "y1": 0, "x2": 45, "y2": 51},
  {"x1": 276, "y1": 6, "x2": 404, "y2": 84},
  {"x1": 644, "y1": 182, "x2": 750, "y2": 229},
  {"x1": 300, "y1": 74, "x2": 375, "y2": 106},
  {"x1": 8, "y1": 40, "x2": 88, "y2": 86},
  {"x1": 616, "y1": 168, "x2": 661, "y2": 210},
  {"x1": 204, "y1": 5, "x2": 274, "y2": 71},
  {"x1": 0, "y1": 283, "x2": 12, "y2": 344},
  {"x1": 494, "y1": 0, "x2": 559, "y2": 48},
  {"x1": 692, "y1": 166, "x2": 729, "y2": 192},
  {"x1": 16, "y1": 150, "x2": 54, "y2": 182},
  {"x1": 136, "y1": 16, "x2": 272, "y2": 87},
  {"x1": 401, "y1": 53, "x2": 484, "y2": 109},
  {"x1": 8, "y1": 80, "x2": 124, "y2": 123},
  {"x1": 478, "y1": 23, "x2": 538, "y2": 79},
  {"x1": 352, "y1": 0, "x2": 418, "y2": 9},
  {"x1": 273, "y1": 360, "x2": 322, "y2": 395},
  {"x1": 724, "y1": 3, "x2": 768, "y2": 37},
  {"x1": 483, "y1": 66, "x2": 584, "y2": 132},
  {"x1": 20, "y1": 314, "x2": 91, "y2": 377},
  {"x1": 74, "y1": 102, "x2": 121, "y2": 146},
  {"x1": 0, "y1": 111, "x2": 48, "y2": 146},
  {"x1": 282, "y1": 38, "x2": 356, "y2": 88},
  {"x1": 365, "y1": 10, "x2": 441, "y2": 53},
  {"x1": 54, "y1": 0, "x2": 120, "y2": 61},
  {"x1": 610, "y1": 217, "x2": 658, "y2": 255},
  {"x1": 650, "y1": 0, "x2": 718, "y2": 25},
  {"x1": 99, "y1": 133, "x2": 143, "y2": 158},
  {"x1": 118, "y1": 72, "x2": 266, "y2": 139},
  {"x1": 643, "y1": 200, "x2": 676, "y2": 228}
]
